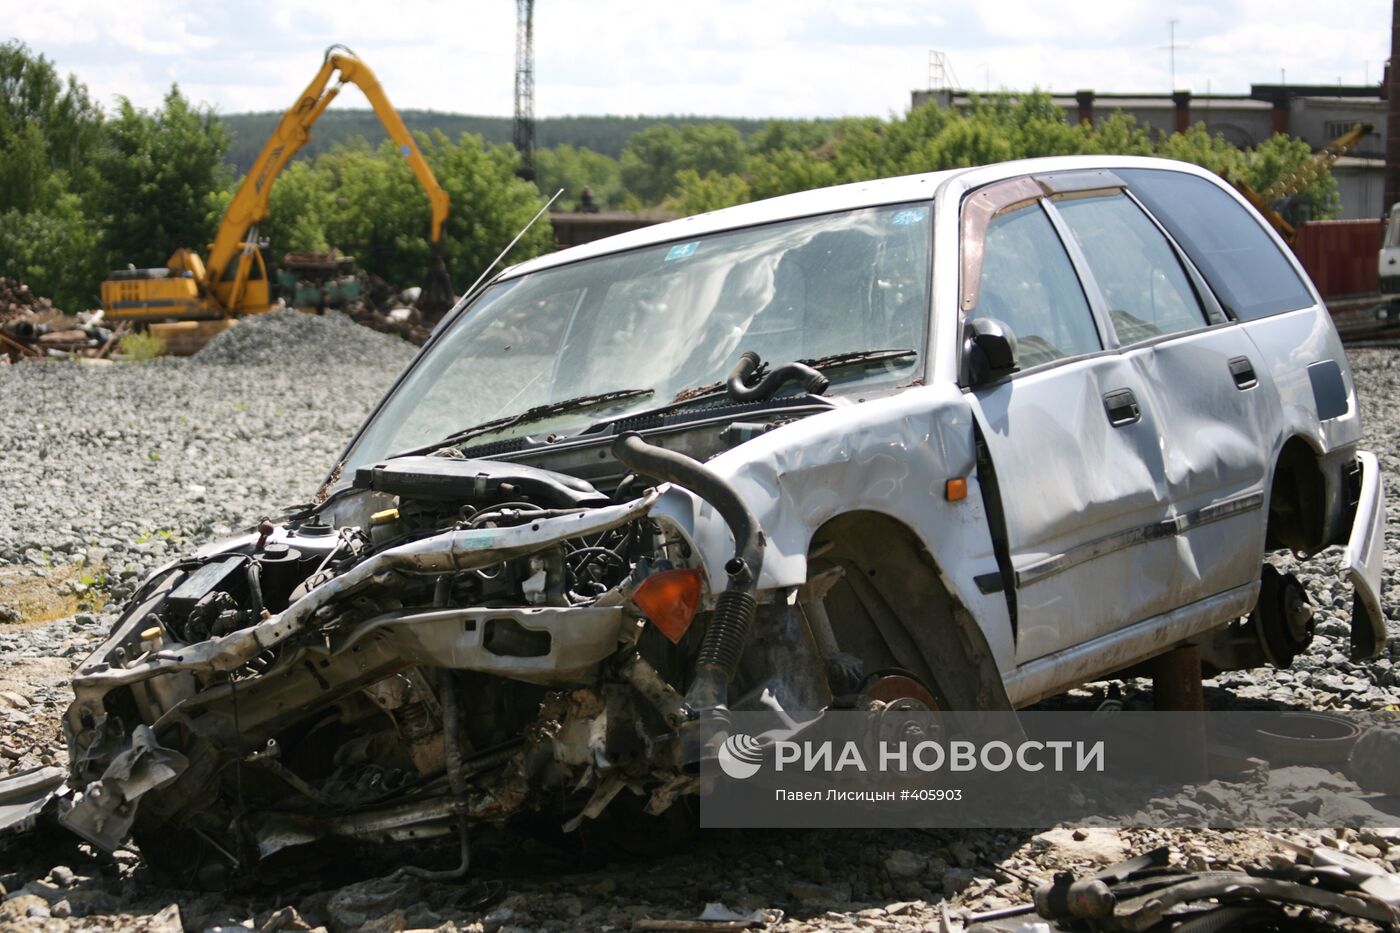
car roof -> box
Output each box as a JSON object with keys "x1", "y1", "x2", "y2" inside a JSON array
[{"x1": 499, "y1": 155, "x2": 1220, "y2": 280}]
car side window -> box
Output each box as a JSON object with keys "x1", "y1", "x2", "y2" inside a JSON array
[
  {"x1": 971, "y1": 203, "x2": 1101, "y2": 369},
  {"x1": 1119, "y1": 169, "x2": 1314, "y2": 321},
  {"x1": 1052, "y1": 193, "x2": 1208, "y2": 345}
]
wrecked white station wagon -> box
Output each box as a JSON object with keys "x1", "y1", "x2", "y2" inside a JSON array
[{"x1": 45, "y1": 156, "x2": 1386, "y2": 884}]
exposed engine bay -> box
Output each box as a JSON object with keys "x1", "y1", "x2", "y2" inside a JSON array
[{"x1": 55, "y1": 418, "x2": 840, "y2": 887}]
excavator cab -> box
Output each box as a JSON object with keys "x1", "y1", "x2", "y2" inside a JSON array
[{"x1": 208, "y1": 244, "x2": 273, "y2": 315}]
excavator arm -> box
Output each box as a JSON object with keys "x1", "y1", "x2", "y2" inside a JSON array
[
  {"x1": 204, "y1": 45, "x2": 451, "y2": 312},
  {"x1": 1226, "y1": 122, "x2": 1374, "y2": 247}
]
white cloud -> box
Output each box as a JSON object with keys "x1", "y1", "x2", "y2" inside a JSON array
[{"x1": 0, "y1": 0, "x2": 1389, "y2": 119}]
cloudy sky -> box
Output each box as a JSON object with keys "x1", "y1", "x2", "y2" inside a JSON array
[{"x1": 3, "y1": 0, "x2": 1390, "y2": 119}]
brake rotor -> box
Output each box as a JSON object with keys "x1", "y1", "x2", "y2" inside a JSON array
[
  {"x1": 1253, "y1": 564, "x2": 1314, "y2": 668},
  {"x1": 858, "y1": 670, "x2": 943, "y2": 752},
  {"x1": 858, "y1": 669, "x2": 940, "y2": 710}
]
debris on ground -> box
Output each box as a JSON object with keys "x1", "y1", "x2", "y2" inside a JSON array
[
  {"x1": 0, "y1": 277, "x2": 119, "y2": 363},
  {"x1": 959, "y1": 842, "x2": 1400, "y2": 931}
]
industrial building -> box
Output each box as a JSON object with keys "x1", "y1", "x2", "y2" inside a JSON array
[{"x1": 912, "y1": 84, "x2": 1386, "y2": 220}]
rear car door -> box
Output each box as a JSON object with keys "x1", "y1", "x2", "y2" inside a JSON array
[
  {"x1": 960, "y1": 179, "x2": 1180, "y2": 663},
  {"x1": 1049, "y1": 186, "x2": 1278, "y2": 604}
]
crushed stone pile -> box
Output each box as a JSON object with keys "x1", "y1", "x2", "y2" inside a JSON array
[{"x1": 194, "y1": 308, "x2": 418, "y2": 367}]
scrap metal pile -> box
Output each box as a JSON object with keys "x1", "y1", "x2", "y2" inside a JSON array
[
  {"x1": 282, "y1": 252, "x2": 436, "y2": 345},
  {"x1": 0, "y1": 278, "x2": 116, "y2": 363},
  {"x1": 959, "y1": 843, "x2": 1400, "y2": 932}
]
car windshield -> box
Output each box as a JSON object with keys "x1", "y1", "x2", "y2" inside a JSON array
[{"x1": 342, "y1": 200, "x2": 932, "y2": 472}]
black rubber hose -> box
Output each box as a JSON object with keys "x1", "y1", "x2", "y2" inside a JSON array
[
  {"x1": 245, "y1": 562, "x2": 264, "y2": 620},
  {"x1": 611, "y1": 432, "x2": 765, "y2": 711},
  {"x1": 612, "y1": 433, "x2": 764, "y2": 586},
  {"x1": 726, "y1": 350, "x2": 829, "y2": 402}
]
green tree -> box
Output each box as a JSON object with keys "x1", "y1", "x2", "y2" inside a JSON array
[
  {"x1": 1243, "y1": 133, "x2": 1341, "y2": 222},
  {"x1": 0, "y1": 187, "x2": 102, "y2": 309},
  {"x1": 263, "y1": 132, "x2": 553, "y2": 289},
  {"x1": 260, "y1": 160, "x2": 333, "y2": 253},
  {"x1": 665, "y1": 169, "x2": 751, "y2": 215},
  {"x1": 746, "y1": 148, "x2": 839, "y2": 201},
  {"x1": 0, "y1": 40, "x2": 102, "y2": 194},
  {"x1": 90, "y1": 86, "x2": 231, "y2": 270},
  {"x1": 534, "y1": 144, "x2": 623, "y2": 210},
  {"x1": 746, "y1": 119, "x2": 835, "y2": 155},
  {"x1": 620, "y1": 122, "x2": 746, "y2": 204},
  {"x1": 0, "y1": 120, "x2": 52, "y2": 214},
  {"x1": 1156, "y1": 122, "x2": 1243, "y2": 175}
]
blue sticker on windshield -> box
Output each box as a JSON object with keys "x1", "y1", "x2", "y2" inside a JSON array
[
  {"x1": 665, "y1": 242, "x2": 699, "y2": 261},
  {"x1": 890, "y1": 208, "x2": 927, "y2": 226}
]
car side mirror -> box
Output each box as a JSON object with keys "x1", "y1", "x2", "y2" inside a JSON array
[{"x1": 964, "y1": 317, "x2": 1020, "y2": 386}]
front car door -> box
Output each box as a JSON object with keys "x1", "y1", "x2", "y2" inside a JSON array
[{"x1": 959, "y1": 177, "x2": 1181, "y2": 663}]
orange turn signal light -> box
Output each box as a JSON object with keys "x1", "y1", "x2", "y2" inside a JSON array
[
  {"x1": 633, "y1": 568, "x2": 705, "y2": 644},
  {"x1": 945, "y1": 477, "x2": 967, "y2": 501}
]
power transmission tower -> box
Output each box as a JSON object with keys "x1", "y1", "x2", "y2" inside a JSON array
[{"x1": 513, "y1": 0, "x2": 536, "y2": 181}]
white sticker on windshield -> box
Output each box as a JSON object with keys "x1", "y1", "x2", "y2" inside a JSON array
[
  {"x1": 665, "y1": 242, "x2": 699, "y2": 261},
  {"x1": 890, "y1": 208, "x2": 927, "y2": 226}
]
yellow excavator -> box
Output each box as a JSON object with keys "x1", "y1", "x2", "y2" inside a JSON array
[
  {"x1": 1225, "y1": 121, "x2": 1373, "y2": 247},
  {"x1": 101, "y1": 45, "x2": 454, "y2": 323}
]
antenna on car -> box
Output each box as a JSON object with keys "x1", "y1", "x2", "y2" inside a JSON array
[{"x1": 458, "y1": 188, "x2": 563, "y2": 308}]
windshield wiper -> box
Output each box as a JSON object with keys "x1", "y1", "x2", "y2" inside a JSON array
[
  {"x1": 672, "y1": 348, "x2": 918, "y2": 403},
  {"x1": 406, "y1": 388, "x2": 655, "y2": 456}
]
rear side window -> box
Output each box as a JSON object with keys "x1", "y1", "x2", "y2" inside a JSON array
[{"x1": 1120, "y1": 169, "x2": 1315, "y2": 321}]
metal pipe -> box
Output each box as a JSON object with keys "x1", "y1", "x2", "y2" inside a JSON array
[{"x1": 399, "y1": 670, "x2": 470, "y2": 880}]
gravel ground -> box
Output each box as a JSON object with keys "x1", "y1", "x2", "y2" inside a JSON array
[{"x1": 0, "y1": 320, "x2": 1395, "y2": 931}]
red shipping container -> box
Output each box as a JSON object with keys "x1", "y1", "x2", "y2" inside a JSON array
[{"x1": 1294, "y1": 220, "x2": 1382, "y2": 299}]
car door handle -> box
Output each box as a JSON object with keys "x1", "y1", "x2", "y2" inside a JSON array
[
  {"x1": 1102, "y1": 388, "x2": 1141, "y2": 427},
  {"x1": 1228, "y1": 356, "x2": 1257, "y2": 390}
]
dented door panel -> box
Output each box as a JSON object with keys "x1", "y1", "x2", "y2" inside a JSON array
[
  {"x1": 1122, "y1": 326, "x2": 1279, "y2": 601},
  {"x1": 967, "y1": 355, "x2": 1178, "y2": 662}
]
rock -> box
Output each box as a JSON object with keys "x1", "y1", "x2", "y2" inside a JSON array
[
  {"x1": 941, "y1": 868, "x2": 976, "y2": 896},
  {"x1": 481, "y1": 906, "x2": 516, "y2": 933},
  {"x1": 1318, "y1": 794, "x2": 1397, "y2": 825},
  {"x1": 1348, "y1": 728, "x2": 1400, "y2": 794},
  {"x1": 51, "y1": 899, "x2": 71, "y2": 918},
  {"x1": 948, "y1": 840, "x2": 978, "y2": 868},
  {"x1": 0, "y1": 691, "x2": 30, "y2": 710},
  {"x1": 48, "y1": 864, "x2": 75, "y2": 887},
  {"x1": 1265, "y1": 766, "x2": 1355, "y2": 793},
  {"x1": 788, "y1": 880, "x2": 852, "y2": 905},
  {"x1": 0, "y1": 895, "x2": 47, "y2": 922},
  {"x1": 326, "y1": 876, "x2": 423, "y2": 933},
  {"x1": 63, "y1": 889, "x2": 117, "y2": 918},
  {"x1": 884, "y1": 849, "x2": 928, "y2": 880},
  {"x1": 1033, "y1": 827, "x2": 1128, "y2": 864},
  {"x1": 145, "y1": 904, "x2": 184, "y2": 933},
  {"x1": 261, "y1": 906, "x2": 315, "y2": 932}
]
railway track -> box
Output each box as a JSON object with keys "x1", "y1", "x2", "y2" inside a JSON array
[{"x1": 1330, "y1": 295, "x2": 1400, "y2": 349}]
